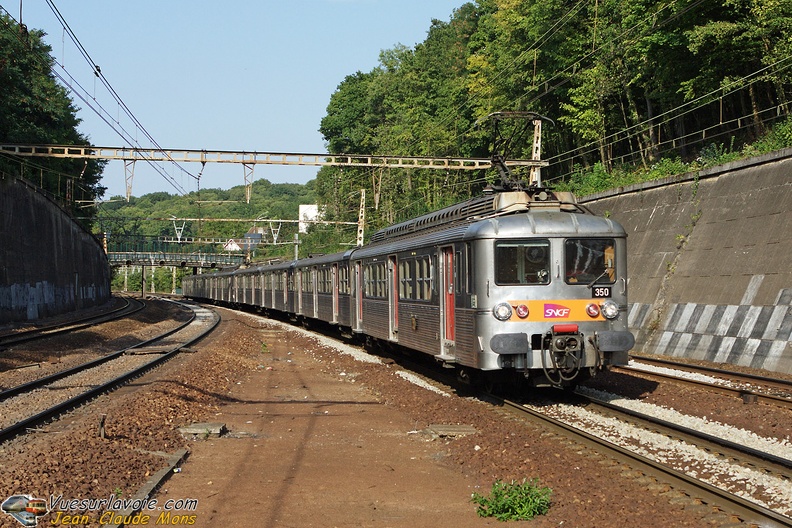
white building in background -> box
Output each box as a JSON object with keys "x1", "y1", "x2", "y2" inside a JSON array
[{"x1": 299, "y1": 204, "x2": 322, "y2": 233}]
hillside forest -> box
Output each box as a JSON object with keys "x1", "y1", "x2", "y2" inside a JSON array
[{"x1": 2, "y1": 0, "x2": 792, "y2": 288}]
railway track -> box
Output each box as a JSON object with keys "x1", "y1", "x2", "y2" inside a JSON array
[
  {"x1": 315, "y1": 329, "x2": 792, "y2": 525},
  {"x1": 0, "y1": 296, "x2": 145, "y2": 347},
  {"x1": 499, "y1": 394, "x2": 792, "y2": 528},
  {"x1": 0, "y1": 299, "x2": 219, "y2": 444},
  {"x1": 617, "y1": 355, "x2": 792, "y2": 410},
  {"x1": 577, "y1": 389, "x2": 792, "y2": 471}
]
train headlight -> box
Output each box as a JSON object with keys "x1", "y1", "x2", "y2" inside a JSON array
[
  {"x1": 585, "y1": 303, "x2": 600, "y2": 318},
  {"x1": 600, "y1": 300, "x2": 620, "y2": 319},
  {"x1": 493, "y1": 302, "x2": 513, "y2": 321},
  {"x1": 515, "y1": 304, "x2": 529, "y2": 318}
]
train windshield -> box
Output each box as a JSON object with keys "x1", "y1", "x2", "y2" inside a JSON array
[
  {"x1": 565, "y1": 238, "x2": 616, "y2": 285},
  {"x1": 494, "y1": 240, "x2": 550, "y2": 285}
]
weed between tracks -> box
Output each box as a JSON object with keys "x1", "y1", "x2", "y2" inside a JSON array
[{"x1": 471, "y1": 478, "x2": 552, "y2": 521}]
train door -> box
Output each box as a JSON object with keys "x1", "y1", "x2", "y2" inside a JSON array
[
  {"x1": 332, "y1": 263, "x2": 339, "y2": 323},
  {"x1": 355, "y1": 261, "x2": 363, "y2": 330},
  {"x1": 283, "y1": 270, "x2": 297, "y2": 312},
  {"x1": 312, "y1": 266, "x2": 319, "y2": 318},
  {"x1": 441, "y1": 246, "x2": 455, "y2": 356},
  {"x1": 388, "y1": 255, "x2": 398, "y2": 340},
  {"x1": 296, "y1": 269, "x2": 303, "y2": 315}
]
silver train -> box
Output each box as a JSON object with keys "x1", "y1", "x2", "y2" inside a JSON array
[{"x1": 182, "y1": 187, "x2": 635, "y2": 388}]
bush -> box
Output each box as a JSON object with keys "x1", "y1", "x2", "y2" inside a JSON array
[
  {"x1": 555, "y1": 117, "x2": 792, "y2": 198},
  {"x1": 744, "y1": 117, "x2": 792, "y2": 156},
  {"x1": 471, "y1": 478, "x2": 552, "y2": 521}
]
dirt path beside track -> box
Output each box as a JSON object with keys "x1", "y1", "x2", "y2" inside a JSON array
[{"x1": 156, "y1": 325, "x2": 499, "y2": 527}]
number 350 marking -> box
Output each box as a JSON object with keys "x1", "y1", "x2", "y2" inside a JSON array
[{"x1": 592, "y1": 287, "x2": 611, "y2": 298}]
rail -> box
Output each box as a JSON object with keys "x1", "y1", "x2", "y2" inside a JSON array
[
  {"x1": 499, "y1": 397, "x2": 792, "y2": 528},
  {"x1": 0, "y1": 301, "x2": 219, "y2": 443}
]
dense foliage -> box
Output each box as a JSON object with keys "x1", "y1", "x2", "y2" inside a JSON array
[
  {"x1": 316, "y1": 0, "x2": 792, "y2": 231},
  {"x1": 0, "y1": 13, "x2": 105, "y2": 224}
]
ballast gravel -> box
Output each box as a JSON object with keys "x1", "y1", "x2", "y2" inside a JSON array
[
  {"x1": 577, "y1": 385, "x2": 792, "y2": 460},
  {"x1": 536, "y1": 387, "x2": 792, "y2": 516}
]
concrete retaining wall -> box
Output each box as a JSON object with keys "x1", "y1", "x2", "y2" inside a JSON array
[
  {"x1": 583, "y1": 148, "x2": 792, "y2": 374},
  {"x1": 0, "y1": 176, "x2": 111, "y2": 325}
]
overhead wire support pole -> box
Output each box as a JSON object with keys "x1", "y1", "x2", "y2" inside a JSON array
[
  {"x1": 243, "y1": 161, "x2": 254, "y2": 204},
  {"x1": 530, "y1": 118, "x2": 544, "y2": 187},
  {"x1": 356, "y1": 189, "x2": 366, "y2": 247},
  {"x1": 124, "y1": 159, "x2": 135, "y2": 201}
]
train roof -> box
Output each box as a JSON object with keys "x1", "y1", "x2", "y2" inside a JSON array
[
  {"x1": 466, "y1": 209, "x2": 626, "y2": 238},
  {"x1": 293, "y1": 249, "x2": 353, "y2": 268},
  {"x1": 368, "y1": 189, "x2": 590, "y2": 244},
  {"x1": 351, "y1": 190, "x2": 624, "y2": 259}
]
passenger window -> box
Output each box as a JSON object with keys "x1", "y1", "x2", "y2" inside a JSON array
[
  {"x1": 430, "y1": 255, "x2": 437, "y2": 296},
  {"x1": 465, "y1": 243, "x2": 472, "y2": 293},
  {"x1": 339, "y1": 265, "x2": 349, "y2": 294},
  {"x1": 399, "y1": 260, "x2": 414, "y2": 300},
  {"x1": 414, "y1": 257, "x2": 431, "y2": 301},
  {"x1": 364, "y1": 262, "x2": 387, "y2": 299}
]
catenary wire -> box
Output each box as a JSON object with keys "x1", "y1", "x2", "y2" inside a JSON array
[
  {"x1": 0, "y1": 3, "x2": 194, "y2": 195},
  {"x1": 43, "y1": 0, "x2": 197, "y2": 182}
]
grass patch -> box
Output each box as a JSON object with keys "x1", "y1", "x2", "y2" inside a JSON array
[{"x1": 471, "y1": 478, "x2": 552, "y2": 521}]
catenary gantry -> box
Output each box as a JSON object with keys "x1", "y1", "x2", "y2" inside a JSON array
[{"x1": 0, "y1": 144, "x2": 547, "y2": 202}]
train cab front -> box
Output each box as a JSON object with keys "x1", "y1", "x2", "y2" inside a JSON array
[{"x1": 481, "y1": 235, "x2": 635, "y2": 389}]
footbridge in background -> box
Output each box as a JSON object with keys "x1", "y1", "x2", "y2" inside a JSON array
[{"x1": 106, "y1": 251, "x2": 244, "y2": 269}]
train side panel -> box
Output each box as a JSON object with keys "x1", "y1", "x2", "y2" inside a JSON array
[
  {"x1": 392, "y1": 301, "x2": 441, "y2": 356},
  {"x1": 453, "y1": 307, "x2": 477, "y2": 367},
  {"x1": 360, "y1": 298, "x2": 390, "y2": 341}
]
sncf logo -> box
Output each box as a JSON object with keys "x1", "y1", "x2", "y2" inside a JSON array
[{"x1": 544, "y1": 303, "x2": 571, "y2": 318}]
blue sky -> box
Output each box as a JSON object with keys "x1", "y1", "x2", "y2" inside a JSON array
[{"x1": 14, "y1": 0, "x2": 466, "y2": 198}]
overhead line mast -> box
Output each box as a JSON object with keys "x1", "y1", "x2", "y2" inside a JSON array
[{"x1": 0, "y1": 144, "x2": 547, "y2": 202}]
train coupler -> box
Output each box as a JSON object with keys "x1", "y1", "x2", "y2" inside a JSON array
[{"x1": 539, "y1": 324, "x2": 585, "y2": 386}]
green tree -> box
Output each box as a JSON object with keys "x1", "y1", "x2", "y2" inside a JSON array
[
  {"x1": 318, "y1": 4, "x2": 488, "y2": 233},
  {"x1": 0, "y1": 14, "x2": 106, "y2": 222}
]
